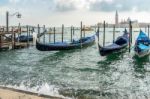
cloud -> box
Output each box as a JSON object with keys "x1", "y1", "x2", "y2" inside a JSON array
[{"x1": 89, "y1": 0, "x2": 150, "y2": 12}]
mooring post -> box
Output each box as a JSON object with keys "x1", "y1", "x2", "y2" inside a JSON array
[
  {"x1": 83, "y1": 25, "x2": 85, "y2": 38},
  {"x1": 6, "y1": 11, "x2": 9, "y2": 34},
  {"x1": 27, "y1": 25, "x2": 29, "y2": 47},
  {"x1": 18, "y1": 23, "x2": 20, "y2": 42},
  {"x1": 43, "y1": 25, "x2": 46, "y2": 44},
  {"x1": 113, "y1": 25, "x2": 115, "y2": 43},
  {"x1": 49, "y1": 28, "x2": 51, "y2": 43},
  {"x1": 37, "y1": 24, "x2": 40, "y2": 42},
  {"x1": 62, "y1": 24, "x2": 64, "y2": 43},
  {"x1": 103, "y1": 21, "x2": 105, "y2": 47},
  {"x1": 71, "y1": 26, "x2": 73, "y2": 42},
  {"x1": 129, "y1": 21, "x2": 132, "y2": 53},
  {"x1": 28, "y1": 27, "x2": 30, "y2": 46},
  {"x1": 148, "y1": 25, "x2": 149, "y2": 38},
  {"x1": 12, "y1": 27, "x2": 14, "y2": 50},
  {"x1": 97, "y1": 24, "x2": 100, "y2": 43},
  {"x1": 80, "y1": 21, "x2": 83, "y2": 48},
  {"x1": 14, "y1": 27, "x2": 16, "y2": 49},
  {"x1": 131, "y1": 23, "x2": 132, "y2": 44},
  {"x1": 73, "y1": 26, "x2": 75, "y2": 35},
  {"x1": 54, "y1": 27, "x2": 56, "y2": 43}
]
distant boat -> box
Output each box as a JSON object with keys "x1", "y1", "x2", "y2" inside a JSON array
[
  {"x1": 82, "y1": 27, "x2": 93, "y2": 31},
  {"x1": 36, "y1": 35, "x2": 95, "y2": 51},
  {"x1": 134, "y1": 30, "x2": 150, "y2": 58},
  {"x1": 98, "y1": 29, "x2": 129, "y2": 56}
]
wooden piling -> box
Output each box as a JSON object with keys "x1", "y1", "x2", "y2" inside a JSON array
[
  {"x1": 6, "y1": 11, "x2": 9, "y2": 34},
  {"x1": 0, "y1": 30, "x2": 2, "y2": 49},
  {"x1": 27, "y1": 25, "x2": 29, "y2": 47},
  {"x1": 62, "y1": 24, "x2": 64, "y2": 43},
  {"x1": 49, "y1": 28, "x2": 51, "y2": 43},
  {"x1": 83, "y1": 25, "x2": 85, "y2": 38},
  {"x1": 37, "y1": 24, "x2": 40, "y2": 42},
  {"x1": 97, "y1": 24, "x2": 100, "y2": 43},
  {"x1": 103, "y1": 21, "x2": 105, "y2": 47},
  {"x1": 129, "y1": 21, "x2": 132, "y2": 53},
  {"x1": 11, "y1": 27, "x2": 14, "y2": 49},
  {"x1": 18, "y1": 23, "x2": 20, "y2": 41},
  {"x1": 148, "y1": 25, "x2": 149, "y2": 38},
  {"x1": 131, "y1": 24, "x2": 132, "y2": 44},
  {"x1": 71, "y1": 26, "x2": 73, "y2": 42},
  {"x1": 113, "y1": 25, "x2": 115, "y2": 43},
  {"x1": 54, "y1": 27, "x2": 56, "y2": 44},
  {"x1": 73, "y1": 27, "x2": 75, "y2": 35},
  {"x1": 43, "y1": 25, "x2": 46, "y2": 44},
  {"x1": 80, "y1": 21, "x2": 83, "y2": 48}
]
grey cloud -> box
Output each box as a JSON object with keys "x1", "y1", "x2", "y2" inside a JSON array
[
  {"x1": 90, "y1": 0, "x2": 150, "y2": 12},
  {"x1": 55, "y1": 2, "x2": 76, "y2": 12}
]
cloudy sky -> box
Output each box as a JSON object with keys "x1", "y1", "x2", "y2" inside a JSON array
[{"x1": 0, "y1": 0, "x2": 150, "y2": 26}]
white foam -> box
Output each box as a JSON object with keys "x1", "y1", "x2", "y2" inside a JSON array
[{"x1": 2, "y1": 83, "x2": 67, "y2": 99}]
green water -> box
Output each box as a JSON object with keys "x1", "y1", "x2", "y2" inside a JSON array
[{"x1": 0, "y1": 28, "x2": 150, "y2": 99}]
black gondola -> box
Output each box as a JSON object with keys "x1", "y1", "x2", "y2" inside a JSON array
[
  {"x1": 36, "y1": 35, "x2": 95, "y2": 51},
  {"x1": 16, "y1": 35, "x2": 33, "y2": 42},
  {"x1": 98, "y1": 29, "x2": 129, "y2": 56}
]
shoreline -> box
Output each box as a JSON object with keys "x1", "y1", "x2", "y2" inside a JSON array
[{"x1": 0, "y1": 86, "x2": 63, "y2": 99}]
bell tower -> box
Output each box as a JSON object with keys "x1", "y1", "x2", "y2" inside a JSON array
[{"x1": 115, "y1": 10, "x2": 118, "y2": 25}]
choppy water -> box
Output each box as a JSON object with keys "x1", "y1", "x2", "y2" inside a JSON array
[{"x1": 0, "y1": 28, "x2": 150, "y2": 99}]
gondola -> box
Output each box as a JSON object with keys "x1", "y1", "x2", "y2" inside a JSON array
[
  {"x1": 16, "y1": 35, "x2": 33, "y2": 42},
  {"x1": 98, "y1": 29, "x2": 129, "y2": 56},
  {"x1": 134, "y1": 30, "x2": 150, "y2": 58},
  {"x1": 36, "y1": 35, "x2": 95, "y2": 51}
]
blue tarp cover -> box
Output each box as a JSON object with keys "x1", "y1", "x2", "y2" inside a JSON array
[{"x1": 138, "y1": 43, "x2": 150, "y2": 50}]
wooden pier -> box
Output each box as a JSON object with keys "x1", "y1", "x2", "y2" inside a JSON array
[{"x1": 0, "y1": 26, "x2": 33, "y2": 51}]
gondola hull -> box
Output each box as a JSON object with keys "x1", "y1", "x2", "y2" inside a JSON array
[
  {"x1": 16, "y1": 35, "x2": 33, "y2": 42},
  {"x1": 135, "y1": 49, "x2": 150, "y2": 58},
  {"x1": 36, "y1": 35, "x2": 95, "y2": 51},
  {"x1": 134, "y1": 31, "x2": 150, "y2": 58},
  {"x1": 98, "y1": 29, "x2": 129, "y2": 56},
  {"x1": 99, "y1": 44, "x2": 128, "y2": 56}
]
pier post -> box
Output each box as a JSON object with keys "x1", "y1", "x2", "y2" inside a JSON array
[
  {"x1": 54, "y1": 27, "x2": 55, "y2": 43},
  {"x1": 148, "y1": 25, "x2": 149, "y2": 38},
  {"x1": 131, "y1": 23, "x2": 132, "y2": 44},
  {"x1": 103, "y1": 21, "x2": 105, "y2": 47},
  {"x1": 17, "y1": 23, "x2": 20, "y2": 42},
  {"x1": 27, "y1": 25, "x2": 29, "y2": 47},
  {"x1": 14, "y1": 27, "x2": 16, "y2": 49},
  {"x1": 97, "y1": 24, "x2": 100, "y2": 43},
  {"x1": 37, "y1": 24, "x2": 40, "y2": 42},
  {"x1": 83, "y1": 25, "x2": 85, "y2": 38},
  {"x1": 49, "y1": 28, "x2": 51, "y2": 43},
  {"x1": 0, "y1": 29, "x2": 2, "y2": 49},
  {"x1": 73, "y1": 27, "x2": 75, "y2": 35},
  {"x1": 80, "y1": 21, "x2": 83, "y2": 47},
  {"x1": 129, "y1": 21, "x2": 132, "y2": 53},
  {"x1": 113, "y1": 25, "x2": 115, "y2": 43},
  {"x1": 6, "y1": 11, "x2": 9, "y2": 34},
  {"x1": 11, "y1": 27, "x2": 14, "y2": 50},
  {"x1": 71, "y1": 26, "x2": 73, "y2": 42},
  {"x1": 43, "y1": 25, "x2": 46, "y2": 44},
  {"x1": 62, "y1": 24, "x2": 64, "y2": 43}
]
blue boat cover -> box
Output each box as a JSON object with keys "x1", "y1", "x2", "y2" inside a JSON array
[
  {"x1": 136, "y1": 31, "x2": 150, "y2": 44},
  {"x1": 138, "y1": 43, "x2": 150, "y2": 50}
]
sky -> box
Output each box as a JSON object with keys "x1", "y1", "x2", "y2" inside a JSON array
[{"x1": 1, "y1": 0, "x2": 150, "y2": 26}]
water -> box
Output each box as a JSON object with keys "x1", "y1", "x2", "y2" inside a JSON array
[{"x1": 0, "y1": 28, "x2": 150, "y2": 99}]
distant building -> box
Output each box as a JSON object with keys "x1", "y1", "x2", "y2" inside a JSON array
[{"x1": 115, "y1": 10, "x2": 119, "y2": 26}]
